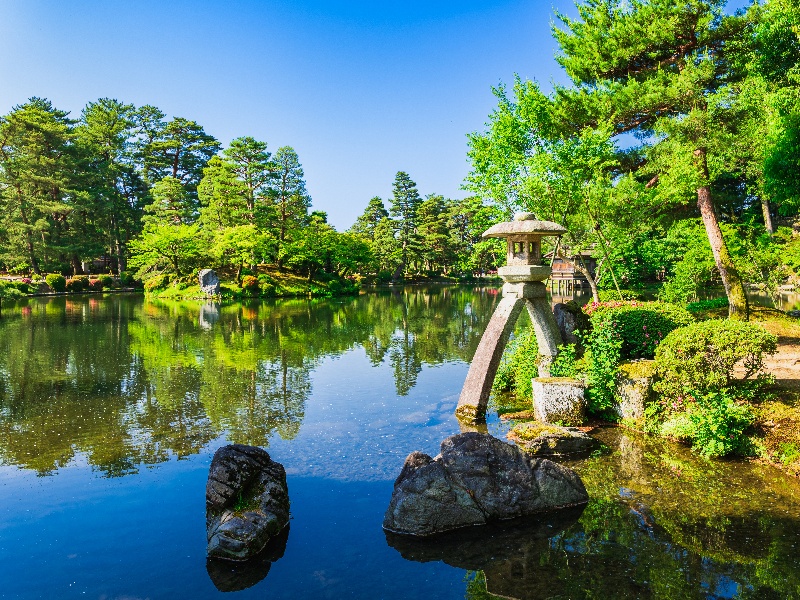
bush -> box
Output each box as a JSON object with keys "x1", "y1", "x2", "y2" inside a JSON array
[
  {"x1": 685, "y1": 297, "x2": 729, "y2": 313},
  {"x1": 119, "y1": 271, "x2": 135, "y2": 287},
  {"x1": 493, "y1": 329, "x2": 539, "y2": 399},
  {"x1": 45, "y1": 273, "x2": 66, "y2": 292},
  {"x1": 654, "y1": 320, "x2": 778, "y2": 401},
  {"x1": 65, "y1": 278, "x2": 84, "y2": 292},
  {"x1": 597, "y1": 289, "x2": 643, "y2": 302},
  {"x1": 88, "y1": 278, "x2": 104, "y2": 291},
  {"x1": 550, "y1": 344, "x2": 578, "y2": 378},
  {"x1": 98, "y1": 274, "x2": 114, "y2": 288},
  {"x1": 585, "y1": 301, "x2": 694, "y2": 360},
  {"x1": 579, "y1": 322, "x2": 623, "y2": 418},
  {"x1": 241, "y1": 275, "x2": 259, "y2": 294},
  {"x1": 658, "y1": 389, "x2": 756, "y2": 458},
  {"x1": 6, "y1": 280, "x2": 30, "y2": 294}
]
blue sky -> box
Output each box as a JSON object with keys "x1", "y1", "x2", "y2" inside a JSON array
[{"x1": 0, "y1": 0, "x2": 750, "y2": 230}]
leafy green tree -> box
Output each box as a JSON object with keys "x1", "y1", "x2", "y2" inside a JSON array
[
  {"x1": 389, "y1": 171, "x2": 422, "y2": 277},
  {"x1": 197, "y1": 156, "x2": 249, "y2": 228},
  {"x1": 128, "y1": 222, "x2": 204, "y2": 280},
  {"x1": 372, "y1": 216, "x2": 402, "y2": 274},
  {"x1": 552, "y1": 0, "x2": 751, "y2": 317},
  {"x1": 144, "y1": 176, "x2": 195, "y2": 226}
]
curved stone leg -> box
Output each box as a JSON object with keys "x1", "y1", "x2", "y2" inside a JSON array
[
  {"x1": 524, "y1": 292, "x2": 563, "y2": 378},
  {"x1": 456, "y1": 294, "x2": 524, "y2": 421}
]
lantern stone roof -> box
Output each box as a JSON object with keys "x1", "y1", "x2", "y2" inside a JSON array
[{"x1": 482, "y1": 212, "x2": 567, "y2": 239}]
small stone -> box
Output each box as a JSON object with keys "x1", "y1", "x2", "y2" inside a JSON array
[
  {"x1": 383, "y1": 432, "x2": 588, "y2": 536},
  {"x1": 532, "y1": 377, "x2": 586, "y2": 425},
  {"x1": 508, "y1": 422, "x2": 596, "y2": 456},
  {"x1": 199, "y1": 269, "x2": 221, "y2": 296},
  {"x1": 788, "y1": 310, "x2": 800, "y2": 318},
  {"x1": 206, "y1": 444, "x2": 290, "y2": 561}
]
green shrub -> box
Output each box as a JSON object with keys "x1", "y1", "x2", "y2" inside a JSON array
[
  {"x1": 493, "y1": 328, "x2": 539, "y2": 399},
  {"x1": 550, "y1": 344, "x2": 578, "y2": 378},
  {"x1": 45, "y1": 273, "x2": 66, "y2": 292},
  {"x1": 98, "y1": 274, "x2": 114, "y2": 288},
  {"x1": 658, "y1": 389, "x2": 756, "y2": 458},
  {"x1": 88, "y1": 278, "x2": 104, "y2": 291},
  {"x1": 579, "y1": 322, "x2": 622, "y2": 418},
  {"x1": 585, "y1": 301, "x2": 694, "y2": 360},
  {"x1": 597, "y1": 289, "x2": 643, "y2": 302},
  {"x1": 65, "y1": 278, "x2": 83, "y2": 292},
  {"x1": 6, "y1": 280, "x2": 30, "y2": 294},
  {"x1": 654, "y1": 319, "x2": 778, "y2": 400},
  {"x1": 119, "y1": 271, "x2": 135, "y2": 287},
  {"x1": 686, "y1": 297, "x2": 729, "y2": 313}
]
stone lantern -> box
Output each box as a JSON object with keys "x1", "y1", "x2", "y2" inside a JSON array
[{"x1": 456, "y1": 213, "x2": 567, "y2": 421}]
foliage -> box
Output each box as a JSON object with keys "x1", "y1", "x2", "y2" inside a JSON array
[
  {"x1": 550, "y1": 344, "x2": 578, "y2": 378},
  {"x1": 241, "y1": 275, "x2": 259, "y2": 292},
  {"x1": 658, "y1": 389, "x2": 757, "y2": 458},
  {"x1": 579, "y1": 321, "x2": 622, "y2": 418},
  {"x1": 45, "y1": 274, "x2": 66, "y2": 292},
  {"x1": 97, "y1": 275, "x2": 113, "y2": 288},
  {"x1": 654, "y1": 320, "x2": 778, "y2": 401},
  {"x1": 596, "y1": 289, "x2": 642, "y2": 302},
  {"x1": 65, "y1": 278, "x2": 85, "y2": 292},
  {"x1": 88, "y1": 278, "x2": 104, "y2": 291},
  {"x1": 493, "y1": 328, "x2": 538, "y2": 399},
  {"x1": 586, "y1": 301, "x2": 694, "y2": 360},
  {"x1": 686, "y1": 297, "x2": 729, "y2": 313}
]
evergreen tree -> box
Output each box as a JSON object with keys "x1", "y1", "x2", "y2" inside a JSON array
[
  {"x1": 0, "y1": 98, "x2": 75, "y2": 274},
  {"x1": 389, "y1": 171, "x2": 422, "y2": 276},
  {"x1": 350, "y1": 196, "x2": 389, "y2": 240},
  {"x1": 270, "y1": 146, "x2": 310, "y2": 266}
]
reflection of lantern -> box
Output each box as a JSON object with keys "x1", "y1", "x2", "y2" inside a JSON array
[{"x1": 457, "y1": 213, "x2": 566, "y2": 422}]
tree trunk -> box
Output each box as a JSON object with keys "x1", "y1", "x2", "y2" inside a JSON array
[
  {"x1": 694, "y1": 149, "x2": 749, "y2": 320},
  {"x1": 762, "y1": 196, "x2": 774, "y2": 235},
  {"x1": 573, "y1": 260, "x2": 599, "y2": 303}
]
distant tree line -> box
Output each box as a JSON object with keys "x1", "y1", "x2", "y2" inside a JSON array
[{"x1": 0, "y1": 99, "x2": 501, "y2": 287}]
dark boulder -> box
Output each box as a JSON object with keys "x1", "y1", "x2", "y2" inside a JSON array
[
  {"x1": 383, "y1": 432, "x2": 588, "y2": 536},
  {"x1": 206, "y1": 444, "x2": 290, "y2": 561},
  {"x1": 199, "y1": 269, "x2": 221, "y2": 296},
  {"x1": 553, "y1": 300, "x2": 590, "y2": 347}
]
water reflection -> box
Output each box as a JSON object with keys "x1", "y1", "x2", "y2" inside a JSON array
[
  {"x1": 0, "y1": 288, "x2": 498, "y2": 475},
  {"x1": 206, "y1": 526, "x2": 290, "y2": 592},
  {"x1": 443, "y1": 427, "x2": 800, "y2": 599}
]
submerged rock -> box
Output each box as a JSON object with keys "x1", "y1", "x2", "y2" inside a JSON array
[
  {"x1": 383, "y1": 432, "x2": 588, "y2": 536},
  {"x1": 507, "y1": 422, "x2": 596, "y2": 456},
  {"x1": 206, "y1": 444, "x2": 290, "y2": 561},
  {"x1": 199, "y1": 269, "x2": 221, "y2": 296}
]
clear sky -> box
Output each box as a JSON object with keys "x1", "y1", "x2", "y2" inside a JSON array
[{"x1": 0, "y1": 0, "x2": 750, "y2": 231}]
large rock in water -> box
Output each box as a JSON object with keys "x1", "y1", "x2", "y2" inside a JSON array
[
  {"x1": 383, "y1": 432, "x2": 588, "y2": 536},
  {"x1": 199, "y1": 269, "x2": 221, "y2": 296},
  {"x1": 206, "y1": 444, "x2": 290, "y2": 561}
]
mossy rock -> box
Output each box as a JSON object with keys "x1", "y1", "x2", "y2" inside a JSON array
[{"x1": 508, "y1": 422, "x2": 596, "y2": 456}]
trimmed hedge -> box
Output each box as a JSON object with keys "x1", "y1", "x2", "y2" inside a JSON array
[
  {"x1": 584, "y1": 301, "x2": 694, "y2": 360},
  {"x1": 653, "y1": 319, "x2": 778, "y2": 400},
  {"x1": 45, "y1": 273, "x2": 66, "y2": 292}
]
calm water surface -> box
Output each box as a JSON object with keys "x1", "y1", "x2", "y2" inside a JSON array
[{"x1": 1, "y1": 289, "x2": 800, "y2": 599}]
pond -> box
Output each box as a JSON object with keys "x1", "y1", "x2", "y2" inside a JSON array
[{"x1": 1, "y1": 289, "x2": 800, "y2": 599}]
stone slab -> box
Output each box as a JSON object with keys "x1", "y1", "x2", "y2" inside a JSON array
[{"x1": 532, "y1": 377, "x2": 586, "y2": 425}]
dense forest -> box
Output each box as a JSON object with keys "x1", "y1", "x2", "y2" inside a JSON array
[{"x1": 1, "y1": 0, "x2": 799, "y2": 309}]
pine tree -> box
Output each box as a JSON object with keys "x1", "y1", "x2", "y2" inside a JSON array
[{"x1": 389, "y1": 171, "x2": 422, "y2": 276}]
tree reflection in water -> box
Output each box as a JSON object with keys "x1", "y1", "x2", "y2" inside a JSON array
[{"x1": 0, "y1": 287, "x2": 498, "y2": 475}]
